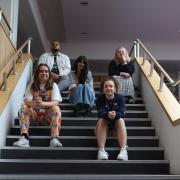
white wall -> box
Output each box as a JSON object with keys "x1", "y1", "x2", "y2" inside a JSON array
[
  {"x1": 61, "y1": 41, "x2": 180, "y2": 60},
  {"x1": 138, "y1": 68, "x2": 180, "y2": 174},
  {"x1": 28, "y1": 0, "x2": 49, "y2": 52},
  {"x1": 0, "y1": 59, "x2": 33, "y2": 147},
  {"x1": 62, "y1": 42, "x2": 132, "y2": 60}
]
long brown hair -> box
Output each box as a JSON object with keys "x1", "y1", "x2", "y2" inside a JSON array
[
  {"x1": 100, "y1": 76, "x2": 119, "y2": 94},
  {"x1": 31, "y1": 63, "x2": 54, "y2": 91},
  {"x1": 72, "y1": 55, "x2": 89, "y2": 84}
]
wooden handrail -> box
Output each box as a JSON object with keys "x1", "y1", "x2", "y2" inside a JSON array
[
  {"x1": 0, "y1": 9, "x2": 11, "y2": 31},
  {"x1": 131, "y1": 38, "x2": 180, "y2": 125},
  {"x1": 0, "y1": 37, "x2": 32, "y2": 76},
  {"x1": 136, "y1": 39, "x2": 174, "y2": 85}
]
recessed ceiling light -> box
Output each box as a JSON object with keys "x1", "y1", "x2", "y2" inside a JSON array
[
  {"x1": 80, "y1": 1, "x2": 88, "y2": 6},
  {"x1": 81, "y1": 32, "x2": 87, "y2": 35}
]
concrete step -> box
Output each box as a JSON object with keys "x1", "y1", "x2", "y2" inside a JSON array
[
  {"x1": 6, "y1": 136, "x2": 159, "y2": 147},
  {"x1": 1, "y1": 174, "x2": 180, "y2": 180},
  {"x1": 14, "y1": 117, "x2": 152, "y2": 127},
  {"x1": 1, "y1": 147, "x2": 164, "y2": 160},
  {"x1": 10, "y1": 126, "x2": 155, "y2": 136},
  {"x1": 0, "y1": 159, "x2": 169, "y2": 174},
  {"x1": 61, "y1": 110, "x2": 148, "y2": 118},
  {"x1": 61, "y1": 91, "x2": 142, "y2": 98},
  {"x1": 60, "y1": 103, "x2": 146, "y2": 111},
  {"x1": 61, "y1": 97, "x2": 144, "y2": 104}
]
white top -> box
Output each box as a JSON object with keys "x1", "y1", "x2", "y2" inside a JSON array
[
  {"x1": 38, "y1": 52, "x2": 71, "y2": 76},
  {"x1": 24, "y1": 82, "x2": 62, "y2": 102}
]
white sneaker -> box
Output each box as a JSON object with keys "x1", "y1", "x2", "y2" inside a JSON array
[
  {"x1": 13, "y1": 136, "x2": 30, "y2": 147},
  {"x1": 50, "y1": 138, "x2": 62, "y2": 147},
  {"x1": 97, "y1": 148, "x2": 109, "y2": 160},
  {"x1": 129, "y1": 98, "x2": 135, "y2": 104},
  {"x1": 117, "y1": 148, "x2": 128, "y2": 161}
]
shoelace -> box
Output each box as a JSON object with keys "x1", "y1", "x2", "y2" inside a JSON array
[{"x1": 99, "y1": 148, "x2": 109, "y2": 157}]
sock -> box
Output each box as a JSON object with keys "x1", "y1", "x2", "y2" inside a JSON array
[{"x1": 22, "y1": 133, "x2": 29, "y2": 140}]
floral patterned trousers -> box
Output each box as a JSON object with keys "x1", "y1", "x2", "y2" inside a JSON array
[{"x1": 19, "y1": 105, "x2": 62, "y2": 137}]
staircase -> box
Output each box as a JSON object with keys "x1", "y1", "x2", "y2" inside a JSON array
[{"x1": 1, "y1": 82, "x2": 180, "y2": 179}]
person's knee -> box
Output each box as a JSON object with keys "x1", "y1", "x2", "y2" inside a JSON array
[
  {"x1": 51, "y1": 105, "x2": 61, "y2": 113},
  {"x1": 97, "y1": 118, "x2": 107, "y2": 128},
  {"x1": 77, "y1": 84, "x2": 83, "y2": 88},
  {"x1": 116, "y1": 118, "x2": 125, "y2": 127}
]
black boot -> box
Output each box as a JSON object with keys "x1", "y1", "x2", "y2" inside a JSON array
[{"x1": 84, "y1": 104, "x2": 92, "y2": 117}]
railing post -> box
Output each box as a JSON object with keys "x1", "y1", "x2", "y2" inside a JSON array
[
  {"x1": 0, "y1": 10, "x2": 2, "y2": 22},
  {"x1": 18, "y1": 51, "x2": 24, "y2": 63},
  {"x1": 3, "y1": 72, "x2": 8, "y2": 91},
  {"x1": 134, "y1": 41, "x2": 137, "y2": 58},
  {"x1": 142, "y1": 52, "x2": 146, "y2": 65},
  {"x1": 12, "y1": 59, "x2": 16, "y2": 75},
  {"x1": 149, "y1": 60, "x2": 154, "y2": 77},
  {"x1": 137, "y1": 41, "x2": 140, "y2": 57},
  {"x1": 159, "y1": 72, "x2": 164, "y2": 91},
  {"x1": 9, "y1": 30, "x2": 13, "y2": 39},
  {"x1": 27, "y1": 38, "x2": 32, "y2": 53}
]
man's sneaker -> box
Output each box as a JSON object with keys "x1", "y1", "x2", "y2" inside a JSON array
[
  {"x1": 97, "y1": 148, "x2": 109, "y2": 160},
  {"x1": 117, "y1": 148, "x2": 128, "y2": 160},
  {"x1": 50, "y1": 138, "x2": 62, "y2": 147},
  {"x1": 13, "y1": 136, "x2": 30, "y2": 147},
  {"x1": 128, "y1": 98, "x2": 135, "y2": 104}
]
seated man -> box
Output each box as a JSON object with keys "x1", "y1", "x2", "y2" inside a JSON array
[{"x1": 38, "y1": 40, "x2": 71, "y2": 91}]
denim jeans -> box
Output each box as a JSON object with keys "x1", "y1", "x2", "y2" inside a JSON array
[{"x1": 69, "y1": 84, "x2": 94, "y2": 107}]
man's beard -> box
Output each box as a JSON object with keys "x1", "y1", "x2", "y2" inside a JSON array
[{"x1": 52, "y1": 49, "x2": 59, "y2": 54}]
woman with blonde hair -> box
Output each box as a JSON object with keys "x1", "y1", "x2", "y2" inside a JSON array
[{"x1": 108, "y1": 47, "x2": 135, "y2": 103}]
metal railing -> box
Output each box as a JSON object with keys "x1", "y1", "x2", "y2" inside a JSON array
[
  {"x1": 0, "y1": 37, "x2": 32, "y2": 91},
  {"x1": 132, "y1": 38, "x2": 180, "y2": 91},
  {"x1": 0, "y1": 9, "x2": 12, "y2": 37}
]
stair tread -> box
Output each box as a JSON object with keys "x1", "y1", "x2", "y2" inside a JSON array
[
  {"x1": 7, "y1": 135, "x2": 159, "y2": 139},
  {"x1": 60, "y1": 103, "x2": 145, "y2": 106},
  {"x1": 2, "y1": 146, "x2": 164, "y2": 150},
  {"x1": 11, "y1": 126, "x2": 155, "y2": 129},
  {"x1": 62, "y1": 109, "x2": 147, "y2": 112},
  {"x1": 0, "y1": 174, "x2": 179, "y2": 180},
  {"x1": 0, "y1": 159, "x2": 169, "y2": 163},
  {"x1": 15, "y1": 116, "x2": 150, "y2": 121}
]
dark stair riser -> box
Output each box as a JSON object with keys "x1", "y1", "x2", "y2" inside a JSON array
[
  {"x1": 1, "y1": 149, "x2": 164, "y2": 160},
  {"x1": 0, "y1": 161, "x2": 169, "y2": 174},
  {"x1": 6, "y1": 137, "x2": 159, "y2": 147},
  {"x1": 62, "y1": 98, "x2": 143, "y2": 104},
  {"x1": 10, "y1": 127, "x2": 155, "y2": 136},
  {"x1": 60, "y1": 104, "x2": 145, "y2": 111},
  {"x1": 14, "y1": 118, "x2": 152, "y2": 127},
  {"x1": 62, "y1": 111, "x2": 148, "y2": 118},
  {"x1": 61, "y1": 91, "x2": 142, "y2": 98}
]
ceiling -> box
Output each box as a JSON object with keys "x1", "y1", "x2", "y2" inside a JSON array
[
  {"x1": 17, "y1": 0, "x2": 180, "y2": 73},
  {"x1": 36, "y1": 0, "x2": 180, "y2": 43}
]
